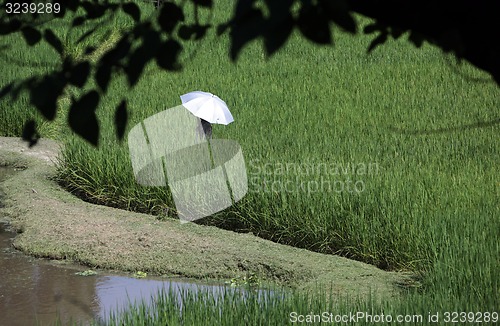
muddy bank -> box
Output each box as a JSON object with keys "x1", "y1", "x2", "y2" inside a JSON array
[{"x1": 0, "y1": 137, "x2": 410, "y2": 300}]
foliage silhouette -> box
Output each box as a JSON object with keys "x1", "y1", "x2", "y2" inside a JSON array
[{"x1": 0, "y1": 0, "x2": 498, "y2": 146}]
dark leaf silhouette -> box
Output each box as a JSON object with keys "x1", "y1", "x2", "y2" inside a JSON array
[
  {"x1": 101, "y1": 36, "x2": 131, "y2": 64},
  {"x1": 68, "y1": 61, "x2": 90, "y2": 87},
  {"x1": 21, "y1": 26, "x2": 42, "y2": 46},
  {"x1": 65, "y1": 0, "x2": 80, "y2": 12},
  {"x1": 81, "y1": 2, "x2": 107, "y2": 19},
  {"x1": 216, "y1": 23, "x2": 230, "y2": 36},
  {"x1": 367, "y1": 32, "x2": 388, "y2": 52},
  {"x1": 262, "y1": 0, "x2": 294, "y2": 56},
  {"x1": 43, "y1": 29, "x2": 63, "y2": 55},
  {"x1": 178, "y1": 24, "x2": 210, "y2": 40},
  {"x1": 297, "y1": 5, "x2": 332, "y2": 45},
  {"x1": 0, "y1": 82, "x2": 14, "y2": 100},
  {"x1": 224, "y1": 0, "x2": 264, "y2": 58},
  {"x1": 229, "y1": 8, "x2": 265, "y2": 60},
  {"x1": 156, "y1": 39, "x2": 182, "y2": 71},
  {"x1": 158, "y1": 2, "x2": 185, "y2": 34},
  {"x1": 125, "y1": 49, "x2": 147, "y2": 87},
  {"x1": 320, "y1": 0, "x2": 357, "y2": 34},
  {"x1": 114, "y1": 100, "x2": 128, "y2": 141},
  {"x1": 72, "y1": 16, "x2": 86, "y2": 27},
  {"x1": 263, "y1": 13, "x2": 294, "y2": 56},
  {"x1": 142, "y1": 29, "x2": 161, "y2": 59},
  {"x1": 439, "y1": 30, "x2": 464, "y2": 54},
  {"x1": 125, "y1": 30, "x2": 160, "y2": 87},
  {"x1": 330, "y1": 11, "x2": 356, "y2": 34},
  {"x1": 84, "y1": 46, "x2": 97, "y2": 55},
  {"x1": 178, "y1": 25, "x2": 193, "y2": 40},
  {"x1": 30, "y1": 75, "x2": 64, "y2": 121},
  {"x1": 68, "y1": 90, "x2": 100, "y2": 146},
  {"x1": 122, "y1": 3, "x2": 141, "y2": 22},
  {"x1": 22, "y1": 120, "x2": 40, "y2": 148},
  {"x1": 363, "y1": 23, "x2": 383, "y2": 34},
  {"x1": 95, "y1": 64, "x2": 112, "y2": 92},
  {"x1": 191, "y1": 0, "x2": 213, "y2": 8},
  {"x1": 408, "y1": 31, "x2": 424, "y2": 48},
  {"x1": 234, "y1": 0, "x2": 254, "y2": 18},
  {"x1": 390, "y1": 27, "x2": 405, "y2": 39},
  {"x1": 0, "y1": 18, "x2": 22, "y2": 35},
  {"x1": 263, "y1": 0, "x2": 291, "y2": 13}
]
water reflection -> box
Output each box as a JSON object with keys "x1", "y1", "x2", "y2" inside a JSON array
[
  {"x1": 1, "y1": 225, "x2": 93, "y2": 325},
  {"x1": 0, "y1": 167, "x2": 280, "y2": 326},
  {"x1": 0, "y1": 167, "x2": 226, "y2": 326},
  {"x1": 94, "y1": 276, "x2": 231, "y2": 322},
  {"x1": 0, "y1": 225, "x2": 238, "y2": 326},
  {"x1": 0, "y1": 166, "x2": 233, "y2": 326}
]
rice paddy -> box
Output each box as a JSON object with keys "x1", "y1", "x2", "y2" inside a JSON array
[{"x1": 1, "y1": 1, "x2": 498, "y2": 324}]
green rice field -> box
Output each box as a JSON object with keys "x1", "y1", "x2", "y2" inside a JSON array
[{"x1": 1, "y1": 1, "x2": 499, "y2": 324}]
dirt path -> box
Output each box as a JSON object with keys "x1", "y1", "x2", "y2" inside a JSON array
[{"x1": 0, "y1": 137, "x2": 410, "y2": 301}]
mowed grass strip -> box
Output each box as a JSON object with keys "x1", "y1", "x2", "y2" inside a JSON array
[{"x1": 1, "y1": 0, "x2": 498, "y2": 317}]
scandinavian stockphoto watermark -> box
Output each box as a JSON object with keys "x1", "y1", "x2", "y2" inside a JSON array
[
  {"x1": 248, "y1": 160, "x2": 379, "y2": 194},
  {"x1": 127, "y1": 105, "x2": 248, "y2": 223},
  {"x1": 127, "y1": 105, "x2": 378, "y2": 222}
]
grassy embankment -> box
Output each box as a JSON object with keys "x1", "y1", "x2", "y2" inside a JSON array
[{"x1": 1, "y1": 1, "x2": 498, "y2": 324}]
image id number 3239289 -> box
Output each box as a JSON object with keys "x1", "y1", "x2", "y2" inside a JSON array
[{"x1": 5, "y1": 2, "x2": 61, "y2": 14}]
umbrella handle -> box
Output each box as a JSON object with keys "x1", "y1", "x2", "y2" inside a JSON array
[{"x1": 196, "y1": 119, "x2": 212, "y2": 141}]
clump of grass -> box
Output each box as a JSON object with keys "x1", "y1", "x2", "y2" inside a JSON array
[
  {"x1": 92, "y1": 285, "x2": 343, "y2": 326},
  {"x1": 88, "y1": 282, "x2": 469, "y2": 326},
  {"x1": 55, "y1": 135, "x2": 175, "y2": 217}
]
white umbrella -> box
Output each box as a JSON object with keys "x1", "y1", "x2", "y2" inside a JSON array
[{"x1": 180, "y1": 91, "x2": 234, "y2": 125}]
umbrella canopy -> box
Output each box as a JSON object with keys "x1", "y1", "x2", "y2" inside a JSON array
[{"x1": 180, "y1": 91, "x2": 234, "y2": 125}]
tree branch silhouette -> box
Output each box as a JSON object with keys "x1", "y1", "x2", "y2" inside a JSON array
[{"x1": 0, "y1": 0, "x2": 498, "y2": 146}]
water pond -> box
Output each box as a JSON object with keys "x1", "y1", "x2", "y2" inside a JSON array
[{"x1": 0, "y1": 167, "x2": 274, "y2": 325}]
